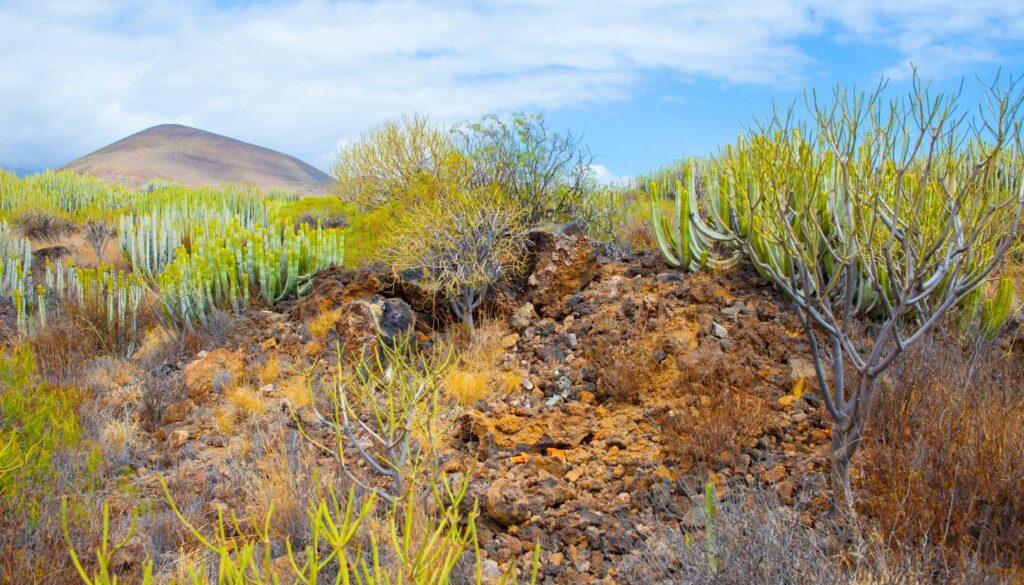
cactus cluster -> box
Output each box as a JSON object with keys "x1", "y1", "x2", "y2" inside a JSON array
[
  {"x1": 650, "y1": 161, "x2": 740, "y2": 272},
  {"x1": 158, "y1": 218, "x2": 344, "y2": 326},
  {"x1": 0, "y1": 222, "x2": 46, "y2": 335},
  {"x1": 650, "y1": 134, "x2": 1022, "y2": 335},
  {"x1": 120, "y1": 185, "x2": 299, "y2": 279},
  {"x1": 0, "y1": 169, "x2": 328, "y2": 340},
  {"x1": 0, "y1": 170, "x2": 136, "y2": 215}
]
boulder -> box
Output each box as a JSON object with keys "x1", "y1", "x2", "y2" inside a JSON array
[
  {"x1": 329, "y1": 295, "x2": 416, "y2": 357},
  {"x1": 525, "y1": 230, "x2": 598, "y2": 317},
  {"x1": 483, "y1": 472, "x2": 575, "y2": 528}
]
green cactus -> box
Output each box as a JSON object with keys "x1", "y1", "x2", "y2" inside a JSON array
[
  {"x1": 651, "y1": 161, "x2": 741, "y2": 272},
  {"x1": 158, "y1": 219, "x2": 344, "y2": 327},
  {"x1": 980, "y1": 278, "x2": 1015, "y2": 339}
]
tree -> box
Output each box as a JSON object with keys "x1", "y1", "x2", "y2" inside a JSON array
[
  {"x1": 332, "y1": 113, "x2": 460, "y2": 210},
  {"x1": 457, "y1": 113, "x2": 595, "y2": 226},
  {"x1": 719, "y1": 73, "x2": 1024, "y2": 512}
]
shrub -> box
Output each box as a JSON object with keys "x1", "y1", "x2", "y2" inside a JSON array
[
  {"x1": 332, "y1": 113, "x2": 458, "y2": 211},
  {"x1": 861, "y1": 332, "x2": 1024, "y2": 576},
  {"x1": 386, "y1": 188, "x2": 530, "y2": 327},
  {"x1": 709, "y1": 73, "x2": 1024, "y2": 511},
  {"x1": 82, "y1": 217, "x2": 117, "y2": 265},
  {"x1": 276, "y1": 195, "x2": 349, "y2": 230},
  {"x1": 13, "y1": 208, "x2": 77, "y2": 241},
  {"x1": 0, "y1": 345, "x2": 84, "y2": 511},
  {"x1": 457, "y1": 113, "x2": 595, "y2": 227}
]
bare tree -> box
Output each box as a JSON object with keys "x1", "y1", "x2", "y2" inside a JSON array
[
  {"x1": 83, "y1": 219, "x2": 117, "y2": 264},
  {"x1": 720, "y1": 72, "x2": 1024, "y2": 512}
]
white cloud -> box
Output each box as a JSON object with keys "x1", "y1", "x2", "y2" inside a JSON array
[
  {"x1": 587, "y1": 164, "x2": 616, "y2": 186},
  {"x1": 0, "y1": 0, "x2": 1021, "y2": 171}
]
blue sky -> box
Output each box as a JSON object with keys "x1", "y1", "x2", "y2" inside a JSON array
[{"x1": 2, "y1": 1, "x2": 1023, "y2": 181}]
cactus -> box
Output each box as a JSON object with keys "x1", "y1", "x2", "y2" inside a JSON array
[
  {"x1": 650, "y1": 161, "x2": 741, "y2": 272},
  {"x1": 980, "y1": 278, "x2": 1015, "y2": 339},
  {"x1": 158, "y1": 219, "x2": 344, "y2": 326}
]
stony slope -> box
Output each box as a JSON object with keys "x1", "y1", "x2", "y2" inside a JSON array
[{"x1": 64, "y1": 124, "x2": 332, "y2": 196}]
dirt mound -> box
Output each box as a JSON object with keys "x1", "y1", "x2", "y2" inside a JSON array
[
  {"x1": 64, "y1": 124, "x2": 332, "y2": 196},
  {"x1": 123, "y1": 237, "x2": 839, "y2": 583},
  {"x1": 457, "y1": 254, "x2": 835, "y2": 581}
]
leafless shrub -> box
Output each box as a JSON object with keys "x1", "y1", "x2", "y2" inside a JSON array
[
  {"x1": 140, "y1": 372, "x2": 184, "y2": 431},
  {"x1": 83, "y1": 219, "x2": 117, "y2": 264},
  {"x1": 15, "y1": 210, "x2": 76, "y2": 241},
  {"x1": 620, "y1": 486, "x2": 1007, "y2": 584},
  {"x1": 862, "y1": 331, "x2": 1024, "y2": 577}
]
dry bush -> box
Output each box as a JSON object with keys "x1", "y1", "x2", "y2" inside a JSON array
[
  {"x1": 27, "y1": 307, "x2": 105, "y2": 386},
  {"x1": 619, "y1": 485, "x2": 1011, "y2": 585},
  {"x1": 619, "y1": 489, "x2": 847, "y2": 585},
  {"x1": 661, "y1": 390, "x2": 764, "y2": 470},
  {"x1": 582, "y1": 316, "x2": 655, "y2": 403},
  {"x1": 861, "y1": 332, "x2": 1024, "y2": 577},
  {"x1": 237, "y1": 432, "x2": 329, "y2": 547},
  {"x1": 618, "y1": 216, "x2": 656, "y2": 251},
  {"x1": 14, "y1": 209, "x2": 76, "y2": 241}
]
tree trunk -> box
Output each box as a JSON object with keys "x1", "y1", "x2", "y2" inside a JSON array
[{"x1": 830, "y1": 421, "x2": 855, "y2": 516}]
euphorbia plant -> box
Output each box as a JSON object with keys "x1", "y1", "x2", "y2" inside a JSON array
[{"x1": 719, "y1": 72, "x2": 1024, "y2": 512}]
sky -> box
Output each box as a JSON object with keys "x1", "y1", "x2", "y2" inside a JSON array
[{"x1": 1, "y1": 0, "x2": 1023, "y2": 181}]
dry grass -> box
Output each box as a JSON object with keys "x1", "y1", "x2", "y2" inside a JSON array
[
  {"x1": 861, "y1": 331, "x2": 1024, "y2": 579},
  {"x1": 308, "y1": 307, "x2": 341, "y2": 340},
  {"x1": 279, "y1": 375, "x2": 312, "y2": 409},
  {"x1": 259, "y1": 353, "x2": 281, "y2": 385},
  {"x1": 213, "y1": 407, "x2": 235, "y2": 434},
  {"x1": 226, "y1": 384, "x2": 265, "y2": 418},
  {"x1": 441, "y1": 317, "x2": 518, "y2": 405},
  {"x1": 443, "y1": 368, "x2": 491, "y2": 404}
]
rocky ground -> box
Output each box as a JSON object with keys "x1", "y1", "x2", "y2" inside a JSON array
[{"x1": 111, "y1": 230, "x2": 845, "y2": 583}]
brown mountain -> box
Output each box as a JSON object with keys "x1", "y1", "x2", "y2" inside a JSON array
[{"x1": 64, "y1": 124, "x2": 332, "y2": 196}]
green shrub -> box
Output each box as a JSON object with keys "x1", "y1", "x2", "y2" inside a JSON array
[
  {"x1": 0, "y1": 345, "x2": 84, "y2": 516},
  {"x1": 386, "y1": 188, "x2": 529, "y2": 327}
]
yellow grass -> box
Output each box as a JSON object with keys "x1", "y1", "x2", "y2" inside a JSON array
[
  {"x1": 226, "y1": 385, "x2": 265, "y2": 418},
  {"x1": 308, "y1": 308, "x2": 341, "y2": 340}
]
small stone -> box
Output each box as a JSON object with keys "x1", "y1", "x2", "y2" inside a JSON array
[
  {"x1": 711, "y1": 322, "x2": 728, "y2": 339},
  {"x1": 565, "y1": 293, "x2": 585, "y2": 309},
  {"x1": 168, "y1": 428, "x2": 189, "y2": 448},
  {"x1": 762, "y1": 463, "x2": 787, "y2": 484},
  {"x1": 776, "y1": 478, "x2": 796, "y2": 503},
  {"x1": 161, "y1": 399, "x2": 194, "y2": 425},
  {"x1": 510, "y1": 304, "x2": 538, "y2": 332},
  {"x1": 721, "y1": 305, "x2": 742, "y2": 316},
  {"x1": 545, "y1": 395, "x2": 562, "y2": 407},
  {"x1": 566, "y1": 333, "x2": 578, "y2": 349},
  {"x1": 720, "y1": 338, "x2": 735, "y2": 352},
  {"x1": 480, "y1": 559, "x2": 502, "y2": 584},
  {"x1": 521, "y1": 378, "x2": 535, "y2": 391},
  {"x1": 653, "y1": 348, "x2": 667, "y2": 363}
]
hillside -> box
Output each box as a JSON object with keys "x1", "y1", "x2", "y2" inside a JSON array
[{"x1": 63, "y1": 124, "x2": 332, "y2": 196}]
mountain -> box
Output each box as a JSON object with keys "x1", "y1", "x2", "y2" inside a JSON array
[{"x1": 64, "y1": 124, "x2": 332, "y2": 196}]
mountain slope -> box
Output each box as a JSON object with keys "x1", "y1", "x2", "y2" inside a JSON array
[{"x1": 64, "y1": 124, "x2": 332, "y2": 196}]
